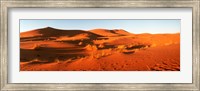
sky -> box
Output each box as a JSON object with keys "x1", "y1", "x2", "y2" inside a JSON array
[{"x1": 20, "y1": 19, "x2": 180, "y2": 34}]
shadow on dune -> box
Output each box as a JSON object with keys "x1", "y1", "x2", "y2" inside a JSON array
[
  {"x1": 58, "y1": 39, "x2": 94, "y2": 46},
  {"x1": 20, "y1": 48, "x2": 88, "y2": 62},
  {"x1": 126, "y1": 45, "x2": 147, "y2": 50},
  {"x1": 56, "y1": 37, "x2": 110, "y2": 47},
  {"x1": 21, "y1": 36, "x2": 57, "y2": 42}
]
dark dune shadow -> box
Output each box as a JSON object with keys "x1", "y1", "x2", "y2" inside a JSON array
[
  {"x1": 123, "y1": 51, "x2": 135, "y2": 54},
  {"x1": 109, "y1": 30, "x2": 118, "y2": 34},
  {"x1": 21, "y1": 36, "x2": 56, "y2": 42},
  {"x1": 20, "y1": 48, "x2": 88, "y2": 62},
  {"x1": 58, "y1": 39, "x2": 94, "y2": 46},
  {"x1": 57, "y1": 37, "x2": 109, "y2": 47},
  {"x1": 96, "y1": 37, "x2": 109, "y2": 40},
  {"x1": 27, "y1": 61, "x2": 53, "y2": 64},
  {"x1": 32, "y1": 47, "x2": 85, "y2": 53},
  {"x1": 126, "y1": 45, "x2": 147, "y2": 50}
]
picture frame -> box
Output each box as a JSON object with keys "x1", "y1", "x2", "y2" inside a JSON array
[{"x1": 0, "y1": 0, "x2": 199, "y2": 90}]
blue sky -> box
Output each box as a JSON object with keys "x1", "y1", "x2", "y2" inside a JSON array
[{"x1": 20, "y1": 19, "x2": 180, "y2": 34}]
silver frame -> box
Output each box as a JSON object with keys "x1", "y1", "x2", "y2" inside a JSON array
[{"x1": 0, "y1": 0, "x2": 199, "y2": 91}]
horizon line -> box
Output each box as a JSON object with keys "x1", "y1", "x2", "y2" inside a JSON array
[{"x1": 20, "y1": 26, "x2": 180, "y2": 34}]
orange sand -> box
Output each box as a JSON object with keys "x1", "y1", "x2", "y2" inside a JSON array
[{"x1": 20, "y1": 27, "x2": 180, "y2": 71}]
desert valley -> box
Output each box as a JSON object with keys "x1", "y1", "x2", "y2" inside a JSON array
[{"x1": 20, "y1": 27, "x2": 180, "y2": 71}]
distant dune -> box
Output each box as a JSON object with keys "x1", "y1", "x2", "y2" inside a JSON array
[
  {"x1": 89, "y1": 28, "x2": 133, "y2": 37},
  {"x1": 20, "y1": 27, "x2": 180, "y2": 71},
  {"x1": 21, "y1": 27, "x2": 102, "y2": 38}
]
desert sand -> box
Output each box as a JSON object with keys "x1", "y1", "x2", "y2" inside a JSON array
[{"x1": 20, "y1": 27, "x2": 180, "y2": 71}]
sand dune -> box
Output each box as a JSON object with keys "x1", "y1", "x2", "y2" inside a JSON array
[
  {"x1": 20, "y1": 27, "x2": 180, "y2": 71},
  {"x1": 89, "y1": 29, "x2": 132, "y2": 37}
]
